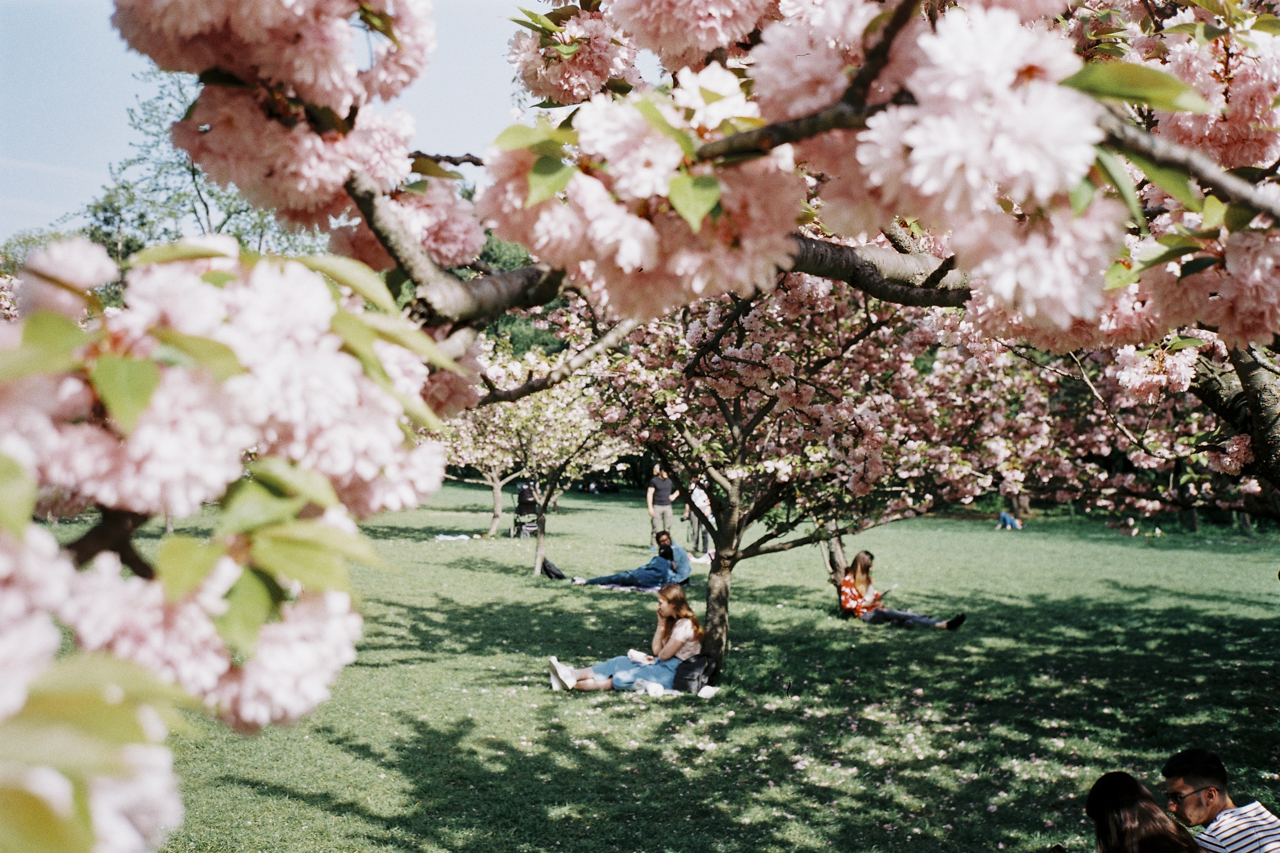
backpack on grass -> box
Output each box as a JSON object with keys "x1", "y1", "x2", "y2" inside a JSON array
[
  {"x1": 540, "y1": 559, "x2": 565, "y2": 580},
  {"x1": 673, "y1": 654, "x2": 717, "y2": 693}
]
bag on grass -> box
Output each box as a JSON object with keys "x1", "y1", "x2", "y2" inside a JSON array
[
  {"x1": 540, "y1": 559, "x2": 565, "y2": 580},
  {"x1": 673, "y1": 654, "x2": 717, "y2": 693}
]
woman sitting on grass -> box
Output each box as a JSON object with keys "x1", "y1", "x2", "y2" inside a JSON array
[
  {"x1": 549, "y1": 584, "x2": 702, "y2": 692},
  {"x1": 839, "y1": 550, "x2": 966, "y2": 630},
  {"x1": 1086, "y1": 771, "x2": 1200, "y2": 853}
]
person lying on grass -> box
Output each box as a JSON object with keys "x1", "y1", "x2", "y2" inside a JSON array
[
  {"x1": 838, "y1": 550, "x2": 966, "y2": 630},
  {"x1": 549, "y1": 584, "x2": 702, "y2": 692},
  {"x1": 571, "y1": 530, "x2": 692, "y2": 588}
]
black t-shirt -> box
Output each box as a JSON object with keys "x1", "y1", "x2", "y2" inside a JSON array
[{"x1": 649, "y1": 476, "x2": 675, "y2": 506}]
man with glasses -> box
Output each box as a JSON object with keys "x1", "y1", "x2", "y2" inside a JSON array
[{"x1": 1162, "y1": 748, "x2": 1280, "y2": 852}]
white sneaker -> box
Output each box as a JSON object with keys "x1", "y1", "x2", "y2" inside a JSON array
[
  {"x1": 549, "y1": 669, "x2": 562, "y2": 691},
  {"x1": 549, "y1": 656, "x2": 577, "y2": 689},
  {"x1": 572, "y1": 577, "x2": 586, "y2": 585}
]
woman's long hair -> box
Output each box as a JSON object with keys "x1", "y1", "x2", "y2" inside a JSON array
[
  {"x1": 850, "y1": 550, "x2": 875, "y2": 597},
  {"x1": 658, "y1": 584, "x2": 704, "y2": 643},
  {"x1": 1086, "y1": 772, "x2": 1200, "y2": 853}
]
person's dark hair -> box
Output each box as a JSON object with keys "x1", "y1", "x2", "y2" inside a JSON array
[
  {"x1": 1086, "y1": 772, "x2": 1200, "y2": 853},
  {"x1": 1161, "y1": 749, "x2": 1229, "y2": 792}
]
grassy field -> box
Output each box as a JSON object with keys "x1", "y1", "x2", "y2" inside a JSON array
[{"x1": 60, "y1": 484, "x2": 1280, "y2": 853}]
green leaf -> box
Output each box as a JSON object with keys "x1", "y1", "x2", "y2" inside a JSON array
[
  {"x1": 130, "y1": 241, "x2": 236, "y2": 267},
  {"x1": 23, "y1": 311, "x2": 90, "y2": 357},
  {"x1": 88, "y1": 354, "x2": 161, "y2": 435},
  {"x1": 1179, "y1": 256, "x2": 1221, "y2": 278},
  {"x1": 668, "y1": 173, "x2": 722, "y2": 233},
  {"x1": 154, "y1": 536, "x2": 229, "y2": 603},
  {"x1": 201, "y1": 270, "x2": 237, "y2": 288},
  {"x1": 254, "y1": 520, "x2": 382, "y2": 566},
  {"x1": 330, "y1": 309, "x2": 392, "y2": 386},
  {"x1": 1070, "y1": 176, "x2": 1097, "y2": 216},
  {"x1": 1166, "y1": 335, "x2": 1208, "y2": 351},
  {"x1": 213, "y1": 568, "x2": 284, "y2": 657},
  {"x1": 0, "y1": 347, "x2": 75, "y2": 384},
  {"x1": 632, "y1": 98, "x2": 698, "y2": 159},
  {"x1": 1061, "y1": 62, "x2": 1213, "y2": 113},
  {"x1": 1224, "y1": 202, "x2": 1259, "y2": 231},
  {"x1": 215, "y1": 480, "x2": 307, "y2": 537},
  {"x1": 409, "y1": 157, "x2": 464, "y2": 180},
  {"x1": 1095, "y1": 149, "x2": 1149, "y2": 235},
  {"x1": 1104, "y1": 260, "x2": 1141, "y2": 290},
  {"x1": 492, "y1": 118, "x2": 576, "y2": 152},
  {"x1": 358, "y1": 312, "x2": 462, "y2": 373},
  {"x1": 249, "y1": 534, "x2": 350, "y2": 591},
  {"x1": 1161, "y1": 21, "x2": 1229, "y2": 41},
  {"x1": 1254, "y1": 14, "x2": 1280, "y2": 34},
  {"x1": 515, "y1": 6, "x2": 562, "y2": 32},
  {"x1": 1201, "y1": 195, "x2": 1227, "y2": 230},
  {"x1": 0, "y1": 454, "x2": 36, "y2": 539},
  {"x1": 0, "y1": 785, "x2": 94, "y2": 853},
  {"x1": 358, "y1": 2, "x2": 401, "y2": 47},
  {"x1": 294, "y1": 255, "x2": 396, "y2": 312},
  {"x1": 247, "y1": 457, "x2": 340, "y2": 509},
  {"x1": 526, "y1": 156, "x2": 577, "y2": 207},
  {"x1": 1125, "y1": 150, "x2": 1203, "y2": 212},
  {"x1": 550, "y1": 42, "x2": 582, "y2": 59},
  {"x1": 150, "y1": 328, "x2": 245, "y2": 381}
]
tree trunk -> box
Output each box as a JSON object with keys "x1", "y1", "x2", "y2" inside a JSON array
[
  {"x1": 1228, "y1": 347, "x2": 1280, "y2": 487},
  {"x1": 702, "y1": 549, "x2": 737, "y2": 674},
  {"x1": 1181, "y1": 506, "x2": 1200, "y2": 533},
  {"x1": 487, "y1": 476, "x2": 504, "y2": 538},
  {"x1": 532, "y1": 513, "x2": 547, "y2": 577}
]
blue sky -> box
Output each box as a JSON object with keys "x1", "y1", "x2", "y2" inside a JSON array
[{"x1": 0, "y1": 0, "x2": 529, "y2": 240}]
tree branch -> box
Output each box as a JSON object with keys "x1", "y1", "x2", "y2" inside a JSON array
[
  {"x1": 476, "y1": 318, "x2": 641, "y2": 405},
  {"x1": 695, "y1": 0, "x2": 919, "y2": 162},
  {"x1": 411, "y1": 152, "x2": 485, "y2": 167},
  {"x1": 1099, "y1": 111, "x2": 1280, "y2": 223},
  {"x1": 789, "y1": 235, "x2": 971, "y2": 306},
  {"x1": 67, "y1": 508, "x2": 154, "y2": 578},
  {"x1": 345, "y1": 170, "x2": 564, "y2": 325}
]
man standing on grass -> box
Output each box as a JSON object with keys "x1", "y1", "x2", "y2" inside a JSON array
[
  {"x1": 646, "y1": 465, "x2": 679, "y2": 548},
  {"x1": 1163, "y1": 748, "x2": 1280, "y2": 852}
]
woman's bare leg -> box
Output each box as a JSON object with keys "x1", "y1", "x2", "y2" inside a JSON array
[{"x1": 573, "y1": 677, "x2": 613, "y2": 691}]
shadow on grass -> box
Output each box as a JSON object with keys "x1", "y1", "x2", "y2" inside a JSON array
[{"x1": 256, "y1": 581, "x2": 1280, "y2": 853}]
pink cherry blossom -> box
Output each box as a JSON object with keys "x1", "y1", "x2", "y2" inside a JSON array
[
  {"x1": 17, "y1": 237, "x2": 118, "y2": 318},
  {"x1": 509, "y1": 10, "x2": 638, "y2": 105},
  {"x1": 89, "y1": 744, "x2": 184, "y2": 853},
  {"x1": 605, "y1": 0, "x2": 773, "y2": 68}
]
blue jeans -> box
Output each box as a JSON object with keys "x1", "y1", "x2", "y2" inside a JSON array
[
  {"x1": 997, "y1": 512, "x2": 1019, "y2": 529},
  {"x1": 862, "y1": 608, "x2": 941, "y2": 629},
  {"x1": 591, "y1": 655, "x2": 681, "y2": 690},
  {"x1": 585, "y1": 567, "x2": 666, "y2": 587}
]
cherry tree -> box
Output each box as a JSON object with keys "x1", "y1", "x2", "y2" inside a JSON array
[{"x1": 11, "y1": 0, "x2": 1280, "y2": 847}]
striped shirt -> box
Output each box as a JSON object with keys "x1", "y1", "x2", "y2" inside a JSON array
[{"x1": 1195, "y1": 801, "x2": 1280, "y2": 853}]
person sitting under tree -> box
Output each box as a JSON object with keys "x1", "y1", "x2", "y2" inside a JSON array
[
  {"x1": 1162, "y1": 748, "x2": 1280, "y2": 852},
  {"x1": 548, "y1": 584, "x2": 703, "y2": 692},
  {"x1": 572, "y1": 530, "x2": 691, "y2": 588},
  {"x1": 838, "y1": 550, "x2": 966, "y2": 630}
]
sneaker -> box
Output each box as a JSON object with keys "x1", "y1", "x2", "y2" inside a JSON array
[
  {"x1": 548, "y1": 668, "x2": 562, "y2": 691},
  {"x1": 946, "y1": 613, "x2": 967, "y2": 631},
  {"x1": 572, "y1": 577, "x2": 586, "y2": 585},
  {"x1": 549, "y1": 656, "x2": 578, "y2": 689}
]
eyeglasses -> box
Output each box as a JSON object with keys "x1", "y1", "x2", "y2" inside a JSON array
[{"x1": 1167, "y1": 786, "x2": 1214, "y2": 805}]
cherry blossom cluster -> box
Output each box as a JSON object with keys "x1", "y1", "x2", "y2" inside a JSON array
[
  {"x1": 507, "y1": 5, "x2": 641, "y2": 106},
  {"x1": 0, "y1": 234, "x2": 465, "y2": 852},
  {"x1": 114, "y1": 0, "x2": 485, "y2": 268},
  {"x1": 478, "y1": 64, "x2": 807, "y2": 319}
]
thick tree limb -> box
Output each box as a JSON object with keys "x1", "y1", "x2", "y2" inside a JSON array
[
  {"x1": 1190, "y1": 355, "x2": 1250, "y2": 434},
  {"x1": 1099, "y1": 111, "x2": 1280, "y2": 223},
  {"x1": 696, "y1": 0, "x2": 919, "y2": 162},
  {"x1": 412, "y1": 151, "x2": 485, "y2": 167},
  {"x1": 1228, "y1": 346, "x2": 1280, "y2": 486},
  {"x1": 476, "y1": 318, "x2": 641, "y2": 405},
  {"x1": 789, "y1": 235, "x2": 971, "y2": 306},
  {"x1": 345, "y1": 170, "x2": 564, "y2": 324}
]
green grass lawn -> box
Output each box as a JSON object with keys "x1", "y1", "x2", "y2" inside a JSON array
[{"x1": 61, "y1": 484, "x2": 1280, "y2": 853}]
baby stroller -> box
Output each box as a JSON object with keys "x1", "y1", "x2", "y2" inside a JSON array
[{"x1": 510, "y1": 484, "x2": 539, "y2": 538}]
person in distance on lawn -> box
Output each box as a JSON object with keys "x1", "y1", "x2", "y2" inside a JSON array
[
  {"x1": 549, "y1": 584, "x2": 702, "y2": 692},
  {"x1": 1086, "y1": 771, "x2": 1200, "y2": 853},
  {"x1": 571, "y1": 530, "x2": 692, "y2": 587},
  {"x1": 1162, "y1": 748, "x2": 1280, "y2": 852},
  {"x1": 838, "y1": 550, "x2": 965, "y2": 630},
  {"x1": 646, "y1": 465, "x2": 680, "y2": 547}
]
